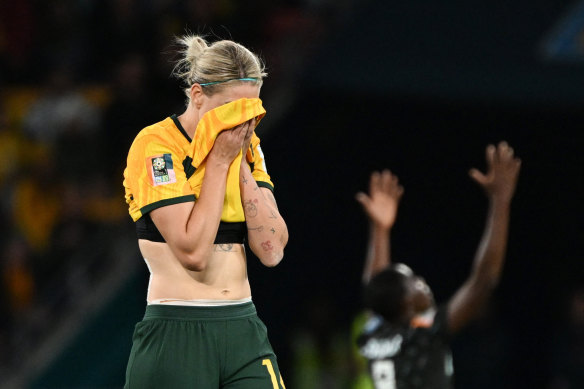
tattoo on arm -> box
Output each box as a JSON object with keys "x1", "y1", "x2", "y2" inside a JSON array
[
  {"x1": 270, "y1": 227, "x2": 276, "y2": 234},
  {"x1": 215, "y1": 243, "x2": 234, "y2": 252},
  {"x1": 268, "y1": 210, "x2": 278, "y2": 219},
  {"x1": 260, "y1": 240, "x2": 274, "y2": 251},
  {"x1": 242, "y1": 176, "x2": 248, "y2": 184},
  {"x1": 244, "y1": 199, "x2": 259, "y2": 217},
  {"x1": 248, "y1": 225, "x2": 264, "y2": 232}
]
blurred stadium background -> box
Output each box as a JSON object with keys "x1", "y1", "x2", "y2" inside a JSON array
[{"x1": 1, "y1": 0, "x2": 583, "y2": 388}]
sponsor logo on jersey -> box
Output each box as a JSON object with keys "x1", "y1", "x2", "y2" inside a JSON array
[
  {"x1": 360, "y1": 334, "x2": 403, "y2": 359},
  {"x1": 148, "y1": 154, "x2": 176, "y2": 186}
]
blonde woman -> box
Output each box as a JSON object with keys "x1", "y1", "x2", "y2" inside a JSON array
[{"x1": 123, "y1": 35, "x2": 288, "y2": 389}]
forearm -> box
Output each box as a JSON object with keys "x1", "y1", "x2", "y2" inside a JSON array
[
  {"x1": 447, "y1": 141, "x2": 520, "y2": 333},
  {"x1": 362, "y1": 224, "x2": 391, "y2": 284},
  {"x1": 181, "y1": 159, "x2": 230, "y2": 263},
  {"x1": 447, "y1": 197, "x2": 511, "y2": 333},
  {"x1": 469, "y1": 197, "x2": 511, "y2": 288},
  {"x1": 151, "y1": 159, "x2": 229, "y2": 271},
  {"x1": 240, "y1": 164, "x2": 288, "y2": 266}
]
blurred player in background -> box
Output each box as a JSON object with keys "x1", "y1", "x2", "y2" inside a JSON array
[
  {"x1": 355, "y1": 142, "x2": 521, "y2": 389},
  {"x1": 123, "y1": 35, "x2": 288, "y2": 388}
]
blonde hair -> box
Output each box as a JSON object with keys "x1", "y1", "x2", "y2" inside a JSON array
[{"x1": 172, "y1": 34, "x2": 267, "y2": 98}]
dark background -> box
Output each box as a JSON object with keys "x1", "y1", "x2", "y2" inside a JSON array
[{"x1": 1, "y1": 0, "x2": 582, "y2": 388}]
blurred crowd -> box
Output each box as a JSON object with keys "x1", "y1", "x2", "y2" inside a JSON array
[{"x1": 0, "y1": 0, "x2": 342, "y2": 376}]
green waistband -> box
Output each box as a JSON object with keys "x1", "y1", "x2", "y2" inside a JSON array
[{"x1": 143, "y1": 301, "x2": 257, "y2": 321}]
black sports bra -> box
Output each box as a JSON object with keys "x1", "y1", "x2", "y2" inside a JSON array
[{"x1": 136, "y1": 213, "x2": 246, "y2": 244}]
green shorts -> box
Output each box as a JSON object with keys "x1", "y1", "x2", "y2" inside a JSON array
[{"x1": 124, "y1": 302, "x2": 285, "y2": 389}]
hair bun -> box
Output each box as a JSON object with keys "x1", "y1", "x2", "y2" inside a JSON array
[
  {"x1": 184, "y1": 36, "x2": 208, "y2": 64},
  {"x1": 173, "y1": 35, "x2": 208, "y2": 87}
]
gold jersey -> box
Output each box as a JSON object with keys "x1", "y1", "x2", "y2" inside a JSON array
[{"x1": 123, "y1": 98, "x2": 273, "y2": 223}]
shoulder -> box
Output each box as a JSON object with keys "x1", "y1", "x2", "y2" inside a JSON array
[
  {"x1": 131, "y1": 117, "x2": 178, "y2": 146},
  {"x1": 128, "y1": 117, "x2": 184, "y2": 157}
]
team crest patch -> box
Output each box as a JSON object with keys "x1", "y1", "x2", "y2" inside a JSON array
[{"x1": 147, "y1": 154, "x2": 176, "y2": 186}]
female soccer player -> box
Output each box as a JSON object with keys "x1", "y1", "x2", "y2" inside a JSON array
[
  {"x1": 356, "y1": 142, "x2": 520, "y2": 389},
  {"x1": 123, "y1": 35, "x2": 288, "y2": 389}
]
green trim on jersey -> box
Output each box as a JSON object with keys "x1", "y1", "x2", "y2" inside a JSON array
[
  {"x1": 257, "y1": 181, "x2": 274, "y2": 192},
  {"x1": 182, "y1": 156, "x2": 197, "y2": 179},
  {"x1": 139, "y1": 194, "x2": 195, "y2": 216},
  {"x1": 170, "y1": 114, "x2": 192, "y2": 142}
]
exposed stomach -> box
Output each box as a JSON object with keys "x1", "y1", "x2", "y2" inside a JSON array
[{"x1": 138, "y1": 239, "x2": 251, "y2": 302}]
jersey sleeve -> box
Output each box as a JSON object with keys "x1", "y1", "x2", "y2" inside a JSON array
[
  {"x1": 124, "y1": 132, "x2": 195, "y2": 222},
  {"x1": 248, "y1": 134, "x2": 274, "y2": 191}
]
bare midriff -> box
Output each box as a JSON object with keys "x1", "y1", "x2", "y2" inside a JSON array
[{"x1": 138, "y1": 239, "x2": 252, "y2": 303}]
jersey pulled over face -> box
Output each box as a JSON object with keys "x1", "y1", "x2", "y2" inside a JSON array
[
  {"x1": 199, "y1": 83, "x2": 261, "y2": 118},
  {"x1": 123, "y1": 98, "x2": 273, "y2": 223}
]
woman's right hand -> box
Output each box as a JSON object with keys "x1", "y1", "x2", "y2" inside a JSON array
[
  {"x1": 356, "y1": 170, "x2": 404, "y2": 231},
  {"x1": 209, "y1": 122, "x2": 249, "y2": 166}
]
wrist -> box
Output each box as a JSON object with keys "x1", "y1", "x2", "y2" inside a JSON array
[
  {"x1": 371, "y1": 221, "x2": 392, "y2": 234},
  {"x1": 207, "y1": 154, "x2": 231, "y2": 170},
  {"x1": 489, "y1": 192, "x2": 513, "y2": 205},
  {"x1": 489, "y1": 196, "x2": 512, "y2": 212},
  {"x1": 239, "y1": 160, "x2": 251, "y2": 175}
]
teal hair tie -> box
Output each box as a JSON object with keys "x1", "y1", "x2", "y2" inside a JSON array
[{"x1": 199, "y1": 78, "x2": 259, "y2": 86}]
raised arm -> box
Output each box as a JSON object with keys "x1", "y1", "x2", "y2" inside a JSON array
[
  {"x1": 356, "y1": 170, "x2": 404, "y2": 284},
  {"x1": 447, "y1": 141, "x2": 521, "y2": 333},
  {"x1": 149, "y1": 125, "x2": 247, "y2": 271},
  {"x1": 239, "y1": 120, "x2": 288, "y2": 267}
]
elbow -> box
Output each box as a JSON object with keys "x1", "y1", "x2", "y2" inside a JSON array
[
  {"x1": 253, "y1": 244, "x2": 284, "y2": 267},
  {"x1": 252, "y1": 231, "x2": 288, "y2": 268},
  {"x1": 261, "y1": 250, "x2": 284, "y2": 267},
  {"x1": 178, "y1": 249, "x2": 209, "y2": 272},
  {"x1": 468, "y1": 272, "x2": 499, "y2": 295}
]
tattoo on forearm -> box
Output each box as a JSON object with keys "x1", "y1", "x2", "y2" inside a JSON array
[
  {"x1": 242, "y1": 176, "x2": 248, "y2": 184},
  {"x1": 270, "y1": 227, "x2": 276, "y2": 234},
  {"x1": 215, "y1": 243, "x2": 234, "y2": 252},
  {"x1": 261, "y1": 240, "x2": 274, "y2": 251},
  {"x1": 244, "y1": 199, "x2": 258, "y2": 217},
  {"x1": 249, "y1": 225, "x2": 264, "y2": 232}
]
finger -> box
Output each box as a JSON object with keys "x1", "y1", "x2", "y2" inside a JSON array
[
  {"x1": 235, "y1": 123, "x2": 248, "y2": 138},
  {"x1": 369, "y1": 171, "x2": 380, "y2": 194},
  {"x1": 498, "y1": 141, "x2": 514, "y2": 160},
  {"x1": 396, "y1": 184, "x2": 404, "y2": 199},
  {"x1": 381, "y1": 170, "x2": 392, "y2": 193},
  {"x1": 469, "y1": 168, "x2": 487, "y2": 185},
  {"x1": 485, "y1": 144, "x2": 496, "y2": 169},
  {"x1": 496, "y1": 141, "x2": 512, "y2": 164},
  {"x1": 390, "y1": 174, "x2": 400, "y2": 193},
  {"x1": 355, "y1": 192, "x2": 371, "y2": 208}
]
